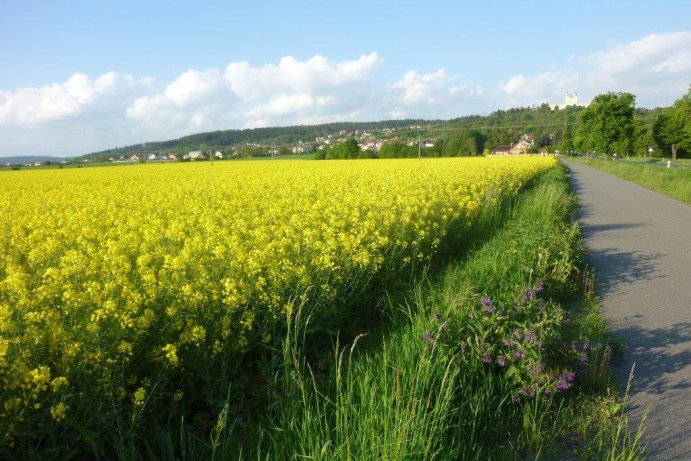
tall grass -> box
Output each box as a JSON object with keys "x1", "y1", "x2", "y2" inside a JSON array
[
  {"x1": 568, "y1": 157, "x2": 691, "y2": 204},
  {"x1": 138, "y1": 165, "x2": 644, "y2": 461}
]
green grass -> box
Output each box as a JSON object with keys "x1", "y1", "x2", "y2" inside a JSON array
[
  {"x1": 135, "y1": 165, "x2": 643, "y2": 461},
  {"x1": 568, "y1": 157, "x2": 691, "y2": 204}
]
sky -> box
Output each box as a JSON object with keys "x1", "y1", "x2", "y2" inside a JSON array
[{"x1": 1, "y1": 0, "x2": 690, "y2": 158}]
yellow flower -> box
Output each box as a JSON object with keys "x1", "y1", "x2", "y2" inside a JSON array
[
  {"x1": 50, "y1": 403, "x2": 69, "y2": 421},
  {"x1": 133, "y1": 387, "x2": 146, "y2": 406},
  {"x1": 50, "y1": 376, "x2": 68, "y2": 391},
  {"x1": 161, "y1": 344, "x2": 179, "y2": 367}
]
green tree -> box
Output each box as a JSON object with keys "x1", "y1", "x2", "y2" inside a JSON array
[
  {"x1": 558, "y1": 119, "x2": 575, "y2": 155},
  {"x1": 653, "y1": 88, "x2": 690, "y2": 159},
  {"x1": 575, "y1": 92, "x2": 635, "y2": 156},
  {"x1": 330, "y1": 138, "x2": 361, "y2": 159},
  {"x1": 443, "y1": 130, "x2": 484, "y2": 156},
  {"x1": 633, "y1": 119, "x2": 654, "y2": 157},
  {"x1": 379, "y1": 141, "x2": 407, "y2": 159}
]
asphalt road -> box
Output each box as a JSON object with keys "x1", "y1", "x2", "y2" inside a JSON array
[{"x1": 563, "y1": 160, "x2": 690, "y2": 460}]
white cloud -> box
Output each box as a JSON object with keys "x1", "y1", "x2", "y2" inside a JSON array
[
  {"x1": 385, "y1": 69, "x2": 484, "y2": 119},
  {"x1": 0, "y1": 72, "x2": 140, "y2": 125},
  {"x1": 501, "y1": 70, "x2": 580, "y2": 103},
  {"x1": 501, "y1": 31, "x2": 691, "y2": 107},
  {"x1": 125, "y1": 68, "x2": 225, "y2": 127},
  {"x1": 123, "y1": 53, "x2": 382, "y2": 132},
  {"x1": 224, "y1": 53, "x2": 380, "y2": 101}
]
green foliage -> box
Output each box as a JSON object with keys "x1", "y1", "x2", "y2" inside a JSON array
[
  {"x1": 442, "y1": 129, "x2": 484, "y2": 156},
  {"x1": 327, "y1": 138, "x2": 361, "y2": 159},
  {"x1": 653, "y1": 87, "x2": 691, "y2": 159},
  {"x1": 379, "y1": 141, "x2": 417, "y2": 158},
  {"x1": 633, "y1": 118, "x2": 654, "y2": 157},
  {"x1": 575, "y1": 92, "x2": 636, "y2": 156},
  {"x1": 559, "y1": 118, "x2": 575, "y2": 155}
]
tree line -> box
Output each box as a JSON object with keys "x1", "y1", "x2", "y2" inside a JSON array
[{"x1": 573, "y1": 88, "x2": 689, "y2": 159}]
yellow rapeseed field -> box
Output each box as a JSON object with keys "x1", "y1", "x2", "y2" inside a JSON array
[{"x1": 0, "y1": 156, "x2": 554, "y2": 439}]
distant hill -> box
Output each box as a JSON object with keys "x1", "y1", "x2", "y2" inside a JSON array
[
  {"x1": 78, "y1": 120, "x2": 432, "y2": 162},
  {"x1": 1, "y1": 156, "x2": 66, "y2": 165},
  {"x1": 76, "y1": 104, "x2": 663, "y2": 162}
]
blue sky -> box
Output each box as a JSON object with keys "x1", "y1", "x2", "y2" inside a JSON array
[{"x1": 1, "y1": 0, "x2": 690, "y2": 157}]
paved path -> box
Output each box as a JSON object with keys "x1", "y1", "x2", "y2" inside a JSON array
[{"x1": 563, "y1": 160, "x2": 690, "y2": 461}]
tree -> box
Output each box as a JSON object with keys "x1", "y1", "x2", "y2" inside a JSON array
[
  {"x1": 558, "y1": 118, "x2": 575, "y2": 155},
  {"x1": 330, "y1": 138, "x2": 360, "y2": 159},
  {"x1": 633, "y1": 118, "x2": 654, "y2": 157},
  {"x1": 653, "y1": 88, "x2": 690, "y2": 159},
  {"x1": 575, "y1": 92, "x2": 635, "y2": 156},
  {"x1": 443, "y1": 130, "x2": 484, "y2": 156},
  {"x1": 379, "y1": 141, "x2": 407, "y2": 159}
]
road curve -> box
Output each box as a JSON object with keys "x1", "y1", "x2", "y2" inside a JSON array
[{"x1": 563, "y1": 160, "x2": 690, "y2": 461}]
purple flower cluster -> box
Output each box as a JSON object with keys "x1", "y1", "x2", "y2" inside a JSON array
[
  {"x1": 556, "y1": 375, "x2": 572, "y2": 392},
  {"x1": 480, "y1": 297, "x2": 495, "y2": 314},
  {"x1": 520, "y1": 289, "x2": 536, "y2": 303},
  {"x1": 520, "y1": 280, "x2": 544, "y2": 304}
]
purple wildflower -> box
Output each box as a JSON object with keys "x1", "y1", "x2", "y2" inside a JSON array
[
  {"x1": 579, "y1": 353, "x2": 589, "y2": 365},
  {"x1": 422, "y1": 332, "x2": 431, "y2": 342},
  {"x1": 566, "y1": 372, "x2": 576, "y2": 383},
  {"x1": 485, "y1": 304, "x2": 495, "y2": 315},
  {"x1": 512, "y1": 395, "x2": 521, "y2": 404},
  {"x1": 480, "y1": 297, "x2": 492, "y2": 306},
  {"x1": 521, "y1": 289, "x2": 536, "y2": 303},
  {"x1": 482, "y1": 355, "x2": 491, "y2": 364},
  {"x1": 513, "y1": 350, "x2": 526, "y2": 361},
  {"x1": 582, "y1": 338, "x2": 591, "y2": 351},
  {"x1": 526, "y1": 330, "x2": 537, "y2": 343},
  {"x1": 535, "y1": 280, "x2": 544, "y2": 293},
  {"x1": 433, "y1": 312, "x2": 442, "y2": 321},
  {"x1": 521, "y1": 387, "x2": 535, "y2": 397},
  {"x1": 515, "y1": 330, "x2": 524, "y2": 341},
  {"x1": 503, "y1": 338, "x2": 516, "y2": 348},
  {"x1": 557, "y1": 376, "x2": 571, "y2": 392},
  {"x1": 496, "y1": 356, "x2": 506, "y2": 368}
]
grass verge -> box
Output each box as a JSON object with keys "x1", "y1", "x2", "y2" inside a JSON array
[
  {"x1": 568, "y1": 157, "x2": 691, "y2": 204},
  {"x1": 144, "y1": 164, "x2": 644, "y2": 460}
]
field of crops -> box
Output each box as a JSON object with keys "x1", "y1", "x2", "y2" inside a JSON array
[{"x1": 0, "y1": 157, "x2": 555, "y2": 450}]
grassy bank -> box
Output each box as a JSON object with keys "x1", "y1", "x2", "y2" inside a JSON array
[
  {"x1": 568, "y1": 157, "x2": 691, "y2": 204},
  {"x1": 148, "y1": 165, "x2": 643, "y2": 460}
]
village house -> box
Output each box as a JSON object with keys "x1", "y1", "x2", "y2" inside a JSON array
[
  {"x1": 188, "y1": 150, "x2": 206, "y2": 160},
  {"x1": 492, "y1": 145, "x2": 512, "y2": 155}
]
